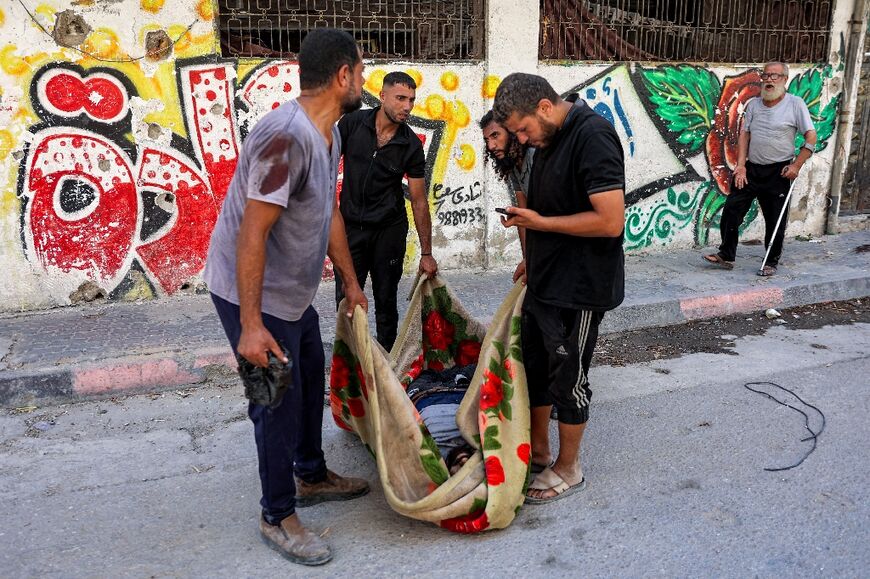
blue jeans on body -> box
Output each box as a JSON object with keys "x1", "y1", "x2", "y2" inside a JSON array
[{"x1": 211, "y1": 294, "x2": 328, "y2": 525}]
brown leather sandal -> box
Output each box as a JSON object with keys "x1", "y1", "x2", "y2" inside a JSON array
[{"x1": 703, "y1": 253, "x2": 734, "y2": 270}]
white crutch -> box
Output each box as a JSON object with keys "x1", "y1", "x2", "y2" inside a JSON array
[{"x1": 758, "y1": 179, "x2": 798, "y2": 275}]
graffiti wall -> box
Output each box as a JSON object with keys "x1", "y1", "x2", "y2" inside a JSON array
[
  {"x1": 537, "y1": 62, "x2": 842, "y2": 254},
  {"x1": 0, "y1": 1, "x2": 845, "y2": 312}
]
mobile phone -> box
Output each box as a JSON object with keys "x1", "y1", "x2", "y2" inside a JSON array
[{"x1": 494, "y1": 207, "x2": 510, "y2": 215}]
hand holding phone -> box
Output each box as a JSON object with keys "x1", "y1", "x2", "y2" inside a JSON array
[{"x1": 495, "y1": 207, "x2": 511, "y2": 215}]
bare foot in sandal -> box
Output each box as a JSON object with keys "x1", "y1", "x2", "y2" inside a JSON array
[
  {"x1": 757, "y1": 265, "x2": 777, "y2": 277},
  {"x1": 703, "y1": 253, "x2": 734, "y2": 270},
  {"x1": 526, "y1": 465, "x2": 586, "y2": 504}
]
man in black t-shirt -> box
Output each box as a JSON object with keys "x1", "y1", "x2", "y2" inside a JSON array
[
  {"x1": 493, "y1": 73, "x2": 625, "y2": 504},
  {"x1": 337, "y1": 71, "x2": 438, "y2": 350}
]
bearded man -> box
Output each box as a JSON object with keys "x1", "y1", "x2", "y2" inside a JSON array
[
  {"x1": 704, "y1": 61, "x2": 817, "y2": 276},
  {"x1": 479, "y1": 109, "x2": 535, "y2": 282}
]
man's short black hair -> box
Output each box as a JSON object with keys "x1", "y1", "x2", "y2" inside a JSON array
[
  {"x1": 298, "y1": 29, "x2": 360, "y2": 91},
  {"x1": 383, "y1": 71, "x2": 416, "y2": 90},
  {"x1": 492, "y1": 73, "x2": 560, "y2": 124}
]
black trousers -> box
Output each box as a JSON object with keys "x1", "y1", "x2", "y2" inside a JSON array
[
  {"x1": 521, "y1": 293, "x2": 604, "y2": 425},
  {"x1": 211, "y1": 294, "x2": 327, "y2": 525},
  {"x1": 718, "y1": 160, "x2": 792, "y2": 267},
  {"x1": 336, "y1": 219, "x2": 409, "y2": 351}
]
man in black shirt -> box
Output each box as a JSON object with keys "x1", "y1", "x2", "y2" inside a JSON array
[
  {"x1": 493, "y1": 73, "x2": 625, "y2": 504},
  {"x1": 336, "y1": 71, "x2": 438, "y2": 350}
]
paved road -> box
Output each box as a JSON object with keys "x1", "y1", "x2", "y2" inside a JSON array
[{"x1": 1, "y1": 319, "x2": 868, "y2": 578}]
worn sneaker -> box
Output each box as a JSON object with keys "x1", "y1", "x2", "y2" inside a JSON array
[
  {"x1": 259, "y1": 516, "x2": 332, "y2": 566},
  {"x1": 295, "y1": 469, "x2": 370, "y2": 508}
]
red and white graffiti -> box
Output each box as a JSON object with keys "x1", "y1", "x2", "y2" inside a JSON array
[
  {"x1": 22, "y1": 61, "x2": 262, "y2": 295},
  {"x1": 20, "y1": 60, "x2": 443, "y2": 297},
  {"x1": 37, "y1": 68, "x2": 129, "y2": 123}
]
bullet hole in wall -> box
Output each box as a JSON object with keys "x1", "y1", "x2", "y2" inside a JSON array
[
  {"x1": 145, "y1": 30, "x2": 173, "y2": 61},
  {"x1": 52, "y1": 10, "x2": 92, "y2": 48}
]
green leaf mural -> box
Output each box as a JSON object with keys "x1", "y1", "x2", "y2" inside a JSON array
[
  {"x1": 788, "y1": 65, "x2": 839, "y2": 154},
  {"x1": 641, "y1": 65, "x2": 721, "y2": 153},
  {"x1": 694, "y1": 181, "x2": 760, "y2": 247},
  {"x1": 625, "y1": 182, "x2": 708, "y2": 251}
]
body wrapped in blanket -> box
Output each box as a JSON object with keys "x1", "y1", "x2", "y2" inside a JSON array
[{"x1": 329, "y1": 276, "x2": 531, "y2": 533}]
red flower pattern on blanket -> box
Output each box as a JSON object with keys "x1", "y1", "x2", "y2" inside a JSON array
[
  {"x1": 455, "y1": 339, "x2": 482, "y2": 366},
  {"x1": 479, "y1": 369, "x2": 504, "y2": 411},
  {"x1": 485, "y1": 456, "x2": 505, "y2": 486},
  {"x1": 423, "y1": 310, "x2": 455, "y2": 351},
  {"x1": 516, "y1": 443, "x2": 531, "y2": 465},
  {"x1": 356, "y1": 363, "x2": 368, "y2": 400},
  {"x1": 330, "y1": 354, "x2": 350, "y2": 390},
  {"x1": 347, "y1": 397, "x2": 365, "y2": 418},
  {"x1": 440, "y1": 511, "x2": 490, "y2": 534}
]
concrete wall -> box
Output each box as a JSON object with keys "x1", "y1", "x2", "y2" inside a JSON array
[{"x1": 0, "y1": 1, "x2": 852, "y2": 311}]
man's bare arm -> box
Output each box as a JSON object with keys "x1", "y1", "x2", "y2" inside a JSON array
[
  {"x1": 501, "y1": 189, "x2": 625, "y2": 238},
  {"x1": 783, "y1": 129, "x2": 818, "y2": 180},
  {"x1": 407, "y1": 177, "x2": 438, "y2": 275},
  {"x1": 733, "y1": 130, "x2": 751, "y2": 190},
  {"x1": 236, "y1": 199, "x2": 287, "y2": 367}
]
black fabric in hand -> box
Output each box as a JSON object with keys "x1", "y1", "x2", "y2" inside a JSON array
[{"x1": 236, "y1": 345, "x2": 293, "y2": 408}]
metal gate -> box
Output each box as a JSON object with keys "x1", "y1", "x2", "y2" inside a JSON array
[{"x1": 843, "y1": 29, "x2": 870, "y2": 214}]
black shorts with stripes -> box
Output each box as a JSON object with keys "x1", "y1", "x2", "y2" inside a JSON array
[{"x1": 521, "y1": 293, "x2": 604, "y2": 425}]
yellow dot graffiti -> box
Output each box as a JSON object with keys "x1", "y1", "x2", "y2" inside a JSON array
[
  {"x1": 456, "y1": 143, "x2": 476, "y2": 171},
  {"x1": 482, "y1": 75, "x2": 501, "y2": 99},
  {"x1": 81, "y1": 29, "x2": 121, "y2": 60},
  {"x1": 451, "y1": 101, "x2": 470, "y2": 128},
  {"x1": 0, "y1": 45, "x2": 29, "y2": 76},
  {"x1": 196, "y1": 0, "x2": 214, "y2": 21},
  {"x1": 425, "y1": 94, "x2": 446, "y2": 120},
  {"x1": 0, "y1": 130, "x2": 13, "y2": 161},
  {"x1": 364, "y1": 69, "x2": 386, "y2": 95},
  {"x1": 440, "y1": 71, "x2": 459, "y2": 91},
  {"x1": 404, "y1": 68, "x2": 423, "y2": 89},
  {"x1": 140, "y1": 0, "x2": 165, "y2": 13}
]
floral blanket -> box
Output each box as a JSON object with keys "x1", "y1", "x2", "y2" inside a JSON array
[{"x1": 329, "y1": 276, "x2": 530, "y2": 533}]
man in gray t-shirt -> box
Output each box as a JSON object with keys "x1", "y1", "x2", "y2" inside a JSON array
[
  {"x1": 203, "y1": 29, "x2": 369, "y2": 566},
  {"x1": 704, "y1": 61, "x2": 817, "y2": 276}
]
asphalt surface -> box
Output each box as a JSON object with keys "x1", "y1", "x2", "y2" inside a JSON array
[
  {"x1": 1, "y1": 316, "x2": 867, "y2": 578},
  {"x1": 2, "y1": 230, "x2": 869, "y2": 407}
]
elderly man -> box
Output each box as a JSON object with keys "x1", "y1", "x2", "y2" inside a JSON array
[
  {"x1": 704, "y1": 61, "x2": 817, "y2": 276},
  {"x1": 493, "y1": 73, "x2": 625, "y2": 504},
  {"x1": 336, "y1": 71, "x2": 438, "y2": 350}
]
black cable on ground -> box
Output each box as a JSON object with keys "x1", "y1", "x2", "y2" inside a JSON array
[{"x1": 743, "y1": 381, "x2": 826, "y2": 472}]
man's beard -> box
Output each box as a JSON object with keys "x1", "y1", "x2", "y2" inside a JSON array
[
  {"x1": 383, "y1": 106, "x2": 404, "y2": 125},
  {"x1": 761, "y1": 84, "x2": 786, "y2": 102},
  {"x1": 341, "y1": 82, "x2": 362, "y2": 114},
  {"x1": 535, "y1": 118, "x2": 560, "y2": 148}
]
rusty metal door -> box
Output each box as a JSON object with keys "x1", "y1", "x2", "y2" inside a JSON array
[{"x1": 843, "y1": 31, "x2": 870, "y2": 214}]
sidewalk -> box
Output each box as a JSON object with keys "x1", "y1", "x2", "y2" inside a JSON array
[{"x1": 1, "y1": 231, "x2": 868, "y2": 407}]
